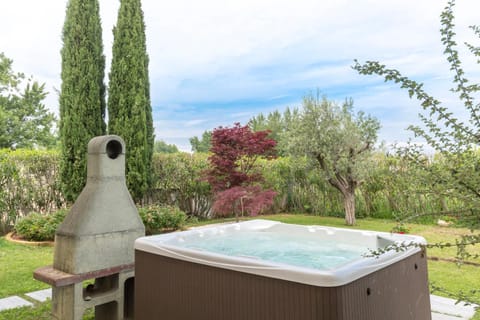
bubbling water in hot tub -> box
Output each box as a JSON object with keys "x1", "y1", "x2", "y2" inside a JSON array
[
  {"x1": 172, "y1": 229, "x2": 368, "y2": 271},
  {"x1": 136, "y1": 219, "x2": 426, "y2": 287}
]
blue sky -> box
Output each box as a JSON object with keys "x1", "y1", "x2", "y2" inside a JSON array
[{"x1": 1, "y1": 0, "x2": 479, "y2": 151}]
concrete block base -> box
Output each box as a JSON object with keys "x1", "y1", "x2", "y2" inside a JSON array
[{"x1": 51, "y1": 269, "x2": 134, "y2": 320}]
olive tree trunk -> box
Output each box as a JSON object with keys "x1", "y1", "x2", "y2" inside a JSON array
[
  {"x1": 343, "y1": 191, "x2": 356, "y2": 226},
  {"x1": 327, "y1": 175, "x2": 357, "y2": 226}
]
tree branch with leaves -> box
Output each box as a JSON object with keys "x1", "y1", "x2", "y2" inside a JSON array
[
  {"x1": 354, "y1": 0, "x2": 480, "y2": 306},
  {"x1": 0, "y1": 53, "x2": 56, "y2": 149},
  {"x1": 206, "y1": 123, "x2": 277, "y2": 221}
]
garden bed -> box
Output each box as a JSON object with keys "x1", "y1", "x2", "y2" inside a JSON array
[{"x1": 4, "y1": 233, "x2": 54, "y2": 247}]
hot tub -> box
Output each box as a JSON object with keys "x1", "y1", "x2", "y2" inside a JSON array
[{"x1": 134, "y1": 219, "x2": 431, "y2": 320}]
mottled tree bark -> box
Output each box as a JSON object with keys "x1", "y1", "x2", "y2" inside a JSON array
[{"x1": 343, "y1": 192, "x2": 356, "y2": 226}]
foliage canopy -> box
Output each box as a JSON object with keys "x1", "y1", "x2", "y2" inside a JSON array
[
  {"x1": 206, "y1": 123, "x2": 277, "y2": 218},
  {"x1": 353, "y1": 0, "x2": 480, "y2": 227},
  {"x1": 354, "y1": 0, "x2": 480, "y2": 304},
  {"x1": 285, "y1": 94, "x2": 380, "y2": 225},
  {"x1": 190, "y1": 130, "x2": 212, "y2": 153},
  {"x1": 154, "y1": 140, "x2": 179, "y2": 154},
  {"x1": 0, "y1": 53, "x2": 56, "y2": 149}
]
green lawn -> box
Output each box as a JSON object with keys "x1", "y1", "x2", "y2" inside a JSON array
[
  {"x1": 1, "y1": 214, "x2": 478, "y2": 319},
  {"x1": 0, "y1": 238, "x2": 51, "y2": 298},
  {"x1": 0, "y1": 301, "x2": 52, "y2": 320},
  {"x1": 0, "y1": 301, "x2": 94, "y2": 320}
]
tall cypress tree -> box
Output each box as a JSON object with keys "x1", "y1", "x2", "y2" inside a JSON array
[
  {"x1": 59, "y1": 0, "x2": 106, "y2": 202},
  {"x1": 108, "y1": 0, "x2": 154, "y2": 201}
]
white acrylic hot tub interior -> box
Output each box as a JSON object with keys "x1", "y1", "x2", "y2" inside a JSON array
[{"x1": 135, "y1": 219, "x2": 426, "y2": 286}]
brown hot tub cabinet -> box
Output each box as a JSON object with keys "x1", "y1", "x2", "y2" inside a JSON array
[{"x1": 134, "y1": 220, "x2": 431, "y2": 320}]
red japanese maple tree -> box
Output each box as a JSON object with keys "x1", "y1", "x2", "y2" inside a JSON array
[{"x1": 206, "y1": 123, "x2": 277, "y2": 219}]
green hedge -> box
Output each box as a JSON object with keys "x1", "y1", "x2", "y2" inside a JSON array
[
  {"x1": 0, "y1": 149, "x2": 65, "y2": 234},
  {"x1": 149, "y1": 153, "x2": 212, "y2": 217},
  {"x1": 259, "y1": 156, "x2": 344, "y2": 215},
  {"x1": 1, "y1": 149, "x2": 470, "y2": 236}
]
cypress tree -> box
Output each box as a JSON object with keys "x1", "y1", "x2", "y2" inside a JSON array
[
  {"x1": 59, "y1": 0, "x2": 106, "y2": 202},
  {"x1": 108, "y1": 0, "x2": 154, "y2": 201}
]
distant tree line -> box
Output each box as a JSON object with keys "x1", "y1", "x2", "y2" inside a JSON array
[{"x1": 154, "y1": 140, "x2": 179, "y2": 154}]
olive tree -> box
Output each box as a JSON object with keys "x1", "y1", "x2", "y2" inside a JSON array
[{"x1": 285, "y1": 94, "x2": 380, "y2": 225}]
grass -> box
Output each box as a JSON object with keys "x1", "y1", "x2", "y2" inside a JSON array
[
  {"x1": 1, "y1": 214, "x2": 479, "y2": 319},
  {"x1": 0, "y1": 301, "x2": 94, "y2": 320},
  {"x1": 0, "y1": 238, "x2": 51, "y2": 297},
  {"x1": 0, "y1": 301, "x2": 52, "y2": 320}
]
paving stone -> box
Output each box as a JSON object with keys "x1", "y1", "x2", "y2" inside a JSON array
[
  {"x1": 431, "y1": 295, "x2": 477, "y2": 319},
  {"x1": 0, "y1": 296, "x2": 33, "y2": 311},
  {"x1": 432, "y1": 312, "x2": 464, "y2": 320},
  {"x1": 25, "y1": 288, "x2": 52, "y2": 302}
]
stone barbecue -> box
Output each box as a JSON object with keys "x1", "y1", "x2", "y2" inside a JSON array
[{"x1": 34, "y1": 135, "x2": 145, "y2": 320}]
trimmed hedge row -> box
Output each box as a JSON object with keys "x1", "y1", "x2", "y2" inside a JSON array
[
  {"x1": 149, "y1": 153, "x2": 212, "y2": 217},
  {"x1": 0, "y1": 149, "x2": 65, "y2": 234},
  {"x1": 1, "y1": 149, "x2": 467, "y2": 235}
]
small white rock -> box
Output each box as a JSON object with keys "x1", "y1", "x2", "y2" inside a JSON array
[{"x1": 437, "y1": 219, "x2": 451, "y2": 227}]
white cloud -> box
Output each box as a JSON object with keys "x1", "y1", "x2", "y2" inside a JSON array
[
  {"x1": 1, "y1": 0, "x2": 479, "y2": 150},
  {"x1": 184, "y1": 119, "x2": 208, "y2": 127}
]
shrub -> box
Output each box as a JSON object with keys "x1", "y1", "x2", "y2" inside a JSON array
[
  {"x1": 14, "y1": 209, "x2": 68, "y2": 241},
  {"x1": 0, "y1": 149, "x2": 65, "y2": 235},
  {"x1": 138, "y1": 205, "x2": 187, "y2": 234},
  {"x1": 149, "y1": 153, "x2": 212, "y2": 218}
]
